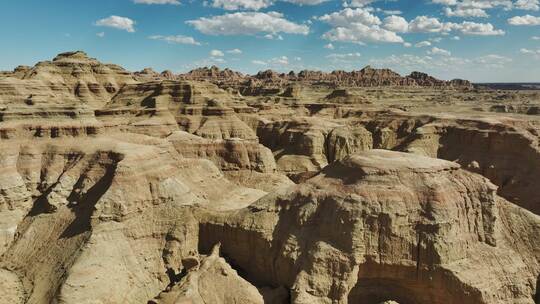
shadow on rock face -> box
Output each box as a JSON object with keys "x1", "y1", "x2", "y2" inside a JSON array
[
  {"x1": 534, "y1": 275, "x2": 540, "y2": 304},
  {"x1": 60, "y1": 157, "x2": 118, "y2": 238}
]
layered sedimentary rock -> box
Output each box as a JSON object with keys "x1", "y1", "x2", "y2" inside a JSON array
[
  {"x1": 400, "y1": 118, "x2": 540, "y2": 215},
  {"x1": 99, "y1": 79, "x2": 258, "y2": 139},
  {"x1": 1, "y1": 51, "x2": 136, "y2": 106},
  {"x1": 324, "y1": 89, "x2": 370, "y2": 104},
  {"x1": 199, "y1": 150, "x2": 539, "y2": 304},
  {"x1": 0, "y1": 51, "x2": 137, "y2": 140},
  {"x1": 167, "y1": 131, "x2": 276, "y2": 173},
  {"x1": 1, "y1": 51, "x2": 539, "y2": 304},
  {"x1": 0, "y1": 135, "x2": 268, "y2": 304},
  {"x1": 149, "y1": 244, "x2": 265, "y2": 304},
  {"x1": 179, "y1": 65, "x2": 473, "y2": 96}
]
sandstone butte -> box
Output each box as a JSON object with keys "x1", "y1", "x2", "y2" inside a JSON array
[{"x1": 0, "y1": 51, "x2": 539, "y2": 304}]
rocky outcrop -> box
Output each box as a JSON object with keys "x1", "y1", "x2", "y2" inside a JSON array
[
  {"x1": 0, "y1": 51, "x2": 138, "y2": 140},
  {"x1": 149, "y1": 244, "x2": 265, "y2": 304},
  {"x1": 0, "y1": 135, "x2": 268, "y2": 304},
  {"x1": 324, "y1": 89, "x2": 369, "y2": 104},
  {"x1": 98, "y1": 80, "x2": 258, "y2": 139},
  {"x1": 254, "y1": 117, "x2": 374, "y2": 180},
  {"x1": 1, "y1": 51, "x2": 136, "y2": 106},
  {"x1": 408, "y1": 71, "x2": 470, "y2": 88},
  {"x1": 0, "y1": 51, "x2": 538, "y2": 304},
  {"x1": 167, "y1": 131, "x2": 276, "y2": 173},
  {"x1": 490, "y1": 104, "x2": 540, "y2": 115},
  {"x1": 400, "y1": 118, "x2": 540, "y2": 215},
  {"x1": 200, "y1": 150, "x2": 540, "y2": 304},
  {"x1": 179, "y1": 65, "x2": 473, "y2": 96}
]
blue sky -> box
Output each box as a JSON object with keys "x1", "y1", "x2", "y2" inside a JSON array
[{"x1": 0, "y1": 0, "x2": 539, "y2": 82}]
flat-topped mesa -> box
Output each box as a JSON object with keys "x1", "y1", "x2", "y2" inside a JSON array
[{"x1": 323, "y1": 149, "x2": 461, "y2": 179}]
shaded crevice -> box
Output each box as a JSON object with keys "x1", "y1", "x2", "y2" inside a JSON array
[
  {"x1": 28, "y1": 152, "x2": 85, "y2": 216},
  {"x1": 60, "y1": 153, "x2": 119, "y2": 238}
]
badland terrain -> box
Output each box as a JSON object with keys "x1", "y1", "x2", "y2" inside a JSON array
[{"x1": 0, "y1": 51, "x2": 539, "y2": 304}]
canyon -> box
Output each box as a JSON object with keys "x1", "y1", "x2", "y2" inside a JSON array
[{"x1": 0, "y1": 51, "x2": 539, "y2": 304}]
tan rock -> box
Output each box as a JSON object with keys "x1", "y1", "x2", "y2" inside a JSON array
[
  {"x1": 1, "y1": 51, "x2": 539, "y2": 304},
  {"x1": 150, "y1": 244, "x2": 264, "y2": 304}
]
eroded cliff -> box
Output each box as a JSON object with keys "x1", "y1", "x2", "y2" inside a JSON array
[{"x1": 0, "y1": 51, "x2": 539, "y2": 304}]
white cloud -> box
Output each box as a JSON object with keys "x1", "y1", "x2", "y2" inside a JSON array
[
  {"x1": 208, "y1": 0, "x2": 329, "y2": 10},
  {"x1": 285, "y1": 0, "x2": 329, "y2": 4},
  {"x1": 532, "y1": 35, "x2": 540, "y2": 39},
  {"x1": 520, "y1": 48, "x2": 537, "y2": 53},
  {"x1": 344, "y1": 0, "x2": 377, "y2": 7},
  {"x1": 508, "y1": 14, "x2": 540, "y2": 25},
  {"x1": 187, "y1": 12, "x2": 309, "y2": 36},
  {"x1": 452, "y1": 35, "x2": 461, "y2": 40},
  {"x1": 324, "y1": 43, "x2": 335, "y2": 49},
  {"x1": 227, "y1": 48, "x2": 243, "y2": 54},
  {"x1": 383, "y1": 15, "x2": 409, "y2": 33},
  {"x1": 432, "y1": 0, "x2": 513, "y2": 12},
  {"x1": 209, "y1": 0, "x2": 273, "y2": 10},
  {"x1": 474, "y1": 54, "x2": 513, "y2": 67},
  {"x1": 326, "y1": 52, "x2": 362, "y2": 59},
  {"x1": 428, "y1": 47, "x2": 452, "y2": 56},
  {"x1": 96, "y1": 32, "x2": 105, "y2": 38},
  {"x1": 264, "y1": 33, "x2": 284, "y2": 40},
  {"x1": 133, "y1": 0, "x2": 180, "y2": 4},
  {"x1": 195, "y1": 56, "x2": 227, "y2": 67},
  {"x1": 210, "y1": 49, "x2": 225, "y2": 57},
  {"x1": 515, "y1": 0, "x2": 540, "y2": 11},
  {"x1": 457, "y1": 21, "x2": 505, "y2": 35},
  {"x1": 319, "y1": 8, "x2": 404, "y2": 44},
  {"x1": 272, "y1": 56, "x2": 289, "y2": 65},
  {"x1": 318, "y1": 8, "x2": 502, "y2": 45},
  {"x1": 432, "y1": 0, "x2": 458, "y2": 5},
  {"x1": 95, "y1": 16, "x2": 136, "y2": 32},
  {"x1": 408, "y1": 16, "x2": 452, "y2": 33},
  {"x1": 322, "y1": 23, "x2": 404, "y2": 44},
  {"x1": 431, "y1": 0, "x2": 540, "y2": 23},
  {"x1": 251, "y1": 55, "x2": 295, "y2": 67},
  {"x1": 379, "y1": 9, "x2": 403, "y2": 15},
  {"x1": 319, "y1": 8, "x2": 381, "y2": 27},
  {"x1": 415, "y1": 41, "x2": 432, "y2": 47},
  {"x1": 369, "y1": 52, "x2": 512, "y2": 75},
  {"x1": 444, "y1": 7, "x2": 489, "y2": 17},
  {"x1": 403, "y1": 42, "x2": 412, "y2": 47},
  {"x1": 520, "y1": 48, "x2": 540, "y2": 59},
  {"x1": 407, "y1": 16, "x2": 504, "y2": 35},
  {"x1": 149, "y1": 35, "x2": 201, "y2": 45}
]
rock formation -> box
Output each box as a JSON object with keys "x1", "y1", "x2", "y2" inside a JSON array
[
  {"x1": 199, "y1": 150, "x2": 540, "y2": 304},
  {"x1": 178, "y1": 65, "x2": 473, "y2": 96},
  {"x1": 0, "y1": 51, "x2": 538, "y2": 304}
]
